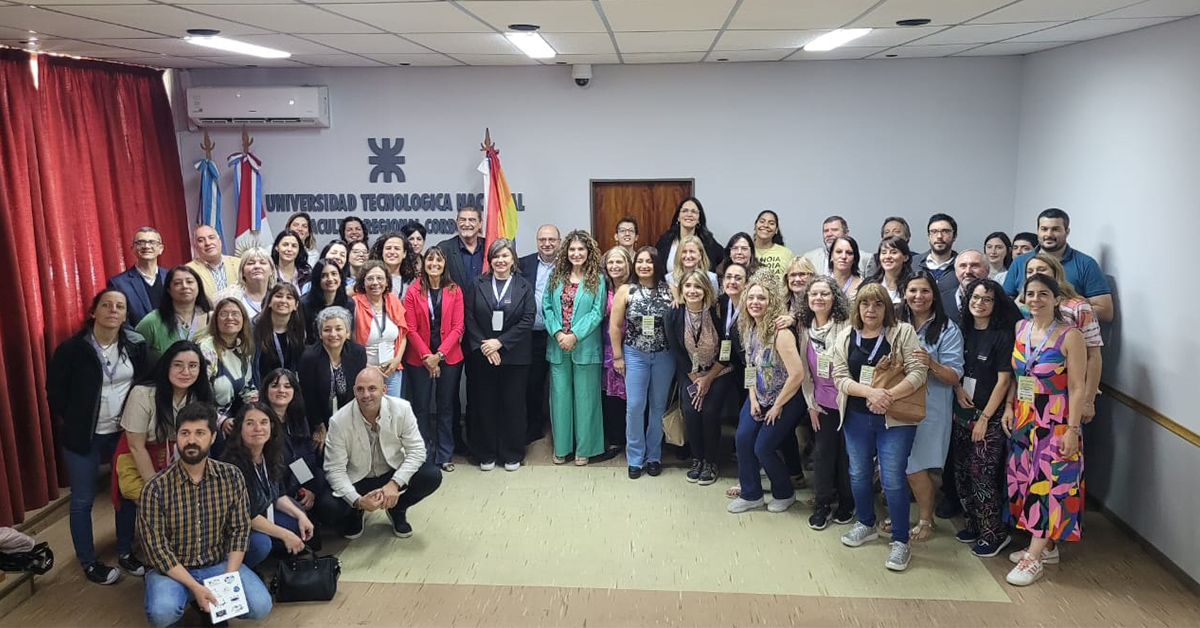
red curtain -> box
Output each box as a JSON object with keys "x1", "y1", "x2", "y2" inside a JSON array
[{"x1": 0, "y1": 50, "x2": 190, "y2": 525}]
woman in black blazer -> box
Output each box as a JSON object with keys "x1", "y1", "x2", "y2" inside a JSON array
[
  {"x1": 298, "y1": 305, "x2": 367, "y2": 451},
  {"x1": 464, "y1": 238, "x2": 536, "y2": 471},
  {"x1": 654, "y1": 196, "x2": 724, "y2": 272}
]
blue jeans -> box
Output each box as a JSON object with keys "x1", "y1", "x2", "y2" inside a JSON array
[
  {"x1": 385, "y1": 369, "x2": 403, "y2": 398},
  {"x1": 246, "y1": 510, "x2": 301, "y2": 566},
  {"x1": 63, "y1": 432, "x2": 135, "y2": 566},
  {"x1": 735, "y1": 396, "x2": 804, "y2": 501},
  {"x1": 843, "y1": 409, "x2": 917, "y2": 543},
  {"x1": 623, "y1": 345, "x2": 673, "y2": 468},
  {"x1": 144, "y1": 563, "x2": 272, "y2": 627}
]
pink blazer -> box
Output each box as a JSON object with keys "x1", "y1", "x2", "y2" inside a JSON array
[{"x1": 402, "y1": 281, "x2": 465, "y2": 366}]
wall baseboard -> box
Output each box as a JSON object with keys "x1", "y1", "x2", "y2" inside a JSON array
[{"x1": 1088, "y1": 494, "x2": 1200, "y2": 596}]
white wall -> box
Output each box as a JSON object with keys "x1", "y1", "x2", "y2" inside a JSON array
[
  {"x1": 1014, "y1": 16, "x2": 1200, "y2": 581},
  {"x1": 178, "y1": 58, "x2": 1023, "y2": 257}
]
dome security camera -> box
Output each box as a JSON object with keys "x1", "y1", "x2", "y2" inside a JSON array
[{"x1": 572, "y1": 64, "x2": 592, "y2": 87}]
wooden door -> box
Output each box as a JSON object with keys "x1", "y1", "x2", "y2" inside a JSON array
[{"x1": 591, "y1": 180, "x2": 694, "y2": 252}]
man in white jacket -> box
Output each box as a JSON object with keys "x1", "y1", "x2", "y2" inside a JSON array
[{"x1": 321, "y1": 369, "x2": 442, "y2": 539}]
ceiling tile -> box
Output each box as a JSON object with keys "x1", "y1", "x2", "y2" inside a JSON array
[
  {"x1": 0, "y1": 6, "x2": 157, "y2": 38},
  {"x1": 539, "y1": 52, "x2": 620, "y2": 64},
  {"x1": 706, "y1": 48, "x2": 792, "y2": 61},
  {"x1": 614, "y1": 30, "x2": 717, "y2": 53},
  {"x1": 52, "y1": 5, "x2": 268, "y2": 37},
  {"x1": 124, "y1": 56, "x2": 232, "y2": 68},
  {"x1": 914, "y1": 22, "x2": 1058, "y2": 45},
  {"x1": 1006, "y1": 16, "x2": 1176, "y2": 41},
  {"x1": 22, "y1": 39, "x2": 150, "y2": 57},
  {"x1": 291, "y1": 54, "x2": 384, "y2": 66},
  {"x1": 1101, "y1": 0, "x2": 1200, "y2": 19},
  {"x1": 75, "y1": 37, "x2": 229, "y2": 56},
  {"x1": 321, "y1": 3, "x2": 492, "y2": 33},
  {"x1": 600, "y1": 0, "x2": 736, "y2": 31},
  {"x1": 161, "y1": 0, "x2": 295, "y2": 4},
  {"x1": 621, "y1": 51, "x2": 706, "y2": 63},
  {"x1": 452, "y1": 53, "x2": 537, "y2": 65},
  {"x1": 404, "y1": 32, "x2": 518, "y2": 54},
  {"x1": 955, "y1": 41, "x2": 1073, "y2": 55},
  {"x1": 233, "y1": 34, "x2": 344, "y2": 55},
  {"x1": 201, "y1": 55, "x2": 309, "y2": 67},
  {"x1": 728, "y1": 0, "x2": 879, "y2": 30},
  {"x1": 868, "y1": 43, "x2": 975, "y2": 57},
  {"x1": 971, "y1": 0, "x2": 1145, "y2": 23},
  {"x1": 5, "y1": 0, "x2": 149, "y2": 4},
  {"x1": 364, "y1": 52, "x2": 464, "y2": 66},
  {"x1": 540, "y1": 32, "x2": 614, "y2": 55},
  {"x1": 852, "y1": 0, "x2": 1016, "y2": 27},
  {"x1": 713, "y1": 29, "x2": 820, "y2": 51},
  {"x1": 458, "y1": 1, "x2": 606, "y2": 33},
  {"x1": 0, "y1": 24, "x2": 31, "y2": 38},
  {"x1": 188, "y1": 4, "x2": 380, "y2": 34},
  {"x1": 787, "y1": 46, "x2": 886, "y2": 60},
  {"x1": 847, "y1": 25, "x2": 944, "y2": 47},
  {"x1": 300, "y1": 33, "x2": 430, "y2": 54}
]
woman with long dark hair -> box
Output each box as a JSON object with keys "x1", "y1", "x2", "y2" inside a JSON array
[
  {"x1": 827, "y1": 236, "x2": 864, "y2": 302},
  {"x1": 252, "y1": 282, "x2": 306, "y2": 382},
  {"x1": 135, "y1": 265, "x2": 212, "y2": 360},
  {"x1": 751, "y1": 210, "x2": 793, "y2": 278},
  {"x1": 318, "y1": 239, "x2": 351, "y2": 285},
  {"x1": 654, "y1": 196, "x2": 724, "y2": 272},
  {"x1": 48, "y1": 289, "x2": 153, "y2": 584},
  {"x1": 371, "y1": 232, "x2": 419, "y2": 297},
  {"x1": 302, "y1": 257, "x2": 357, "y2": 343},
  {"x1": 866, "y1": 236, "x2": 914, "y2": 305},
  {"x1": 284, "y1": 211, "x2": 318, "y2": 262},
  {"x1": 260, "y1": 368, "x2": 324, "y2": 512},
  {"x1": 718, "y1": 232, "x2": 760, "y2": 276},
  {"x1": 984, "y1": 231, "x2": 1013, "y2": 279},
  {"x1": 271, "y1": 229, "x2": 310, "y2": 289},
  {"x1": 340, "y1": 215, "x2": 369, "y2": 245}
]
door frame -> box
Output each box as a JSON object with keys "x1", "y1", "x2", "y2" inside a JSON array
[{"x1": 588, "y1": 178, "x2": 696, "y2": 235}]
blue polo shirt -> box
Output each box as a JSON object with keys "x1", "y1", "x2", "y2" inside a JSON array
[{"x1": 1003, "y1": 245, "x2": 1111, "y2": 298}]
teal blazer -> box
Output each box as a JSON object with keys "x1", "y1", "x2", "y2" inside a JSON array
[{"x1": 542, "y1": 279, "x2": 604, "y2": 365}]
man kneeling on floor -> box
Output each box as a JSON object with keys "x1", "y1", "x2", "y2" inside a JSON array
[
  {"x1": 321, "y1": 368, "x2": 443, "y2": 539},
  {"x1": 138, "y1": 402, "x2": 272, "y2": 627}
]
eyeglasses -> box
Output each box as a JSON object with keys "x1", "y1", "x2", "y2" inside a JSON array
[
  {"x1": 134, "y1": 239, "x2": 162, "y2": 248},
  {"x1": 218, "y1": 311, "x2": 243, "y2": 320},
  {"x1": 928, "y1": 229, "x2": 954, "y2": 236},
  {"x1": 730, "y1": 245, "x2": 751, "y2": 252},
  {"x1": 617, "y1": 228, "x2": 636, "y2": 235},
  {"x1": 170, "y1": 361, "x2": 201, "y2": 373},
  {"x1": 969, "y1": 294, "x2": 994, "y2": 304}
]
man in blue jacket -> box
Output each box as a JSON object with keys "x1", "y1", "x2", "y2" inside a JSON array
[{"x1": 107, "y1": 227, "x2": 168, "y2": 327}]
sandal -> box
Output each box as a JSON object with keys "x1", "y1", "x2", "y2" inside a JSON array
[
  {"x1": 880, "y1": 518, "x2": 893, "y2": 533},
  {"x1": 574, "y1": 456, "x2": 589, "y2": 466},
  {"x1": 441, "y1": 462, "x2": 455, "y2": 472},
  {"x1": 726, "y1": 485, "x2": 742, "y2": 499},
  {"x1": 910, "y1": 519, "x2": 936, "y2": 542}
]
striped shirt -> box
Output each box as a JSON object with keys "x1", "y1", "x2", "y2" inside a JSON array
[{"x1": 136, "y1": 458, "x2": 251, "y2": 573}]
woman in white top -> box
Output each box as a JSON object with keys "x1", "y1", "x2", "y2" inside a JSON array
[
  {"x1": 215, "y1": 247, "x2": 275, "y2": 319},
  {"x1": 347, "y1": 240, "x2": 370, "y2": 290},
  {"x1": 865, "y1": 236, "x2": 914, "y2": 305},
  {"x1": 668, "y1": 235, "x2": 719, "y2": 296},
  {"x1": 351, "y1": 260, "x2": 409, "y2": 398},
  {"x1": 198, "y1": 297, "x2": 256, "y2": 432},
  {"x1": 372, "y1": 232, "x2": 418, "y2": 298}
]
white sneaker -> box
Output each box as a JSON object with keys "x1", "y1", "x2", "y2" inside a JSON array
[
  {"x1": 480, "y1": 461, "x2": 496, "y2": 472},
  {"x1": 1006, "y1": 553, "x2": 1044, "y2": 586},
  {"x1": 767, "y1": 495, "x2": 797, "y2": 513},
  {"x1": 841, "y1": 522, "x2": 879, "y2": 547},
  {"x1": 1009, "y1": 545, "x2": 1059, "y2": 564},
  {"x1": 727, "y1": 497, "x2": 766, "y2": 513},
  {"x1": 885, "y1": 541, "x2": 911, "y2": 571},
  {"x1": 503, "y1": 462, "x2": 520, "y2": 472}
]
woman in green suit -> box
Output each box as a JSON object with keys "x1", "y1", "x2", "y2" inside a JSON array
[{"x1": 544, "y1": 230, "x2": 606, "y2": 466}]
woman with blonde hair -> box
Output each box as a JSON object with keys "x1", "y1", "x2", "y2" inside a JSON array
[
  {"x1": 214, "y1": 247, "x2": 276, "y2": 318},
  {"x1": 727, "y1": 271, "x2": 808, "y2": 514},
  {"x1": 668, "y1": 235, "x2": 719, "y2": 294},
  {"x1": 600, "y1": 246, "x2": 633, "y2": 456},
  {"x1": 543, "y1": 230, "x2": 607, "y2": 465}
]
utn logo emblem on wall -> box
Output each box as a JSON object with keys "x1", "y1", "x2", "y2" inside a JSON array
[
  {"x1": 368, "y1": 138, "x2": 405, "y2": 183},
  {"x1": 263, "y1": 136, "x2": 524, "y2": 237}
]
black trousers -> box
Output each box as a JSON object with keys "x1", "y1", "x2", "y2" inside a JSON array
[
  {"x1": 940, "y1": 443, "x2": 959, "y2": 503},
  {"x1": 408, "y1": 361, "x2": 464, "y2": 466},
  {"x1": 601, "y1": 393, "x2": 626, "y2": 451},
  {"x1": 810, "y1": 406, "x2": 853, "y2": 509},
  {"x1": 317, "y1": 461, "x2": 442, "y2": 528},
  {"x1": 680, "y1": 372, "x2": 734, "y2": 463},
  {"x1": 469, "y1": 353, "x2": 529, "y2": 465},
  {"x1": 525, "y1": 331, "x2": 551, "y2": 441}
]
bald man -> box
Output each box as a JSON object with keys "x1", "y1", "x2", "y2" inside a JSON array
[
  {"x1": 518, "y1": 224, "x2": 561, "y2": 443},
  {"x1": 951, "y1": 250, "x2": 987, "y2": 323},
  {"x1": 321, "y1": 369, "x2": 442, "y2": 539},
  {"x1": 185, "y1": 225, "x2": 241, "y2": 299}
]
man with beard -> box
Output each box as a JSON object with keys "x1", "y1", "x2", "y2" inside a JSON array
[
  {"x1": 138, "y1": 403, "x2": 272, "y2": 628},
  {"x1": 910, "y1": 214, "x2": 961, "y2": 317},
  {"x1": 1003, "y1": 208, "x2": 1113, "y2": 322}
]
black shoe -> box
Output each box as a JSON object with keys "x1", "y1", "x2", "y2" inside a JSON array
[
  {"x1": 646, "y1": 461, "x2": 662, "y2": 477},
  {"x1": 387, "y1": 511, "x2": 413, "y2": 538},
  {"x1": 342, "y1": 510, "x2": 365, "y2": 539},
  {"x1": 698, "y1": 461, "x2": 718, "y2": 486},
  {"x1": 809, "y1": 505, "x2": 832, "y2": 530},
  {"x1": 118, "y1": 553, "x2": 146, "y2": 577},
  {"x1": 83, "y1": 561, "x2": 119, "y2": 585},
  {"x1": 832, "y1": 506, "x2": 855, "y2": 525},
  {"x1": 686, "y1": 459, "x2": 702, "y2": 483},
  {"x1": 628, "y1": 466, "x2": 643, "y2": 479},
  {"x1": 935, "y1": 498, "x2": 963, "y2": 519}
]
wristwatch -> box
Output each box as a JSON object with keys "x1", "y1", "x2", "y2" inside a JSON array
[{"x1": 436, "y1": 351, "x2": 445, "y2": 360}]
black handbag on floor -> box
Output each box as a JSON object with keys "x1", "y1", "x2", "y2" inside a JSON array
[{"x1": 272, "y1": 548, "x2": 340, "y2": 602}]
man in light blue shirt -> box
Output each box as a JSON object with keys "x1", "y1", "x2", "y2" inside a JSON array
[
  {"x1": 1002, "y1": 208, "x2": 1113, "y2": 322},
  {"x1": 518, "y1": 224, "x2": 561, "y2": 443}
]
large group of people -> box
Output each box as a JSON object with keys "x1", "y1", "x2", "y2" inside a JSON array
[{"x1": 46, "y1": 202, "x2": 1112, "y2": 624}]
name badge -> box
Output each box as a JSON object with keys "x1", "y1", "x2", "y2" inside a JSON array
[
  {"x1": 860, "y1": 365, "x2": 876, "y2": 386},
  {"x1": 492, "y1": 310, "x2": 504, "y2": 332},
  {"x1": 743, "y1": 368, "x2": 755, "y2": 389},
  {"x1": 1017, "y1": 375, "x2": 1036, "y2": 403},
  {"x1": 719, "y1": 340, "x2": 732, "y2": 362},
  {"x1": 817, "y1": 354, "x2": 831, "y2": 378},
  {"x1": 641, "y1": 315, "x2": 655, "y2": 336},
  {"x1": 265, "y1": 503, "x2": 275, "y2": 524},
  {"x1": 289, "y1": 458, "x2": 314, "y2": 485},
  {"x1": 962, "y1": 376, "x2": 978, "y2": 399}
]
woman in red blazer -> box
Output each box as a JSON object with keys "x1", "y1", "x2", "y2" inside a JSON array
[{"x1": 403, "y1": 247, "x2": 465, "y2": 472}]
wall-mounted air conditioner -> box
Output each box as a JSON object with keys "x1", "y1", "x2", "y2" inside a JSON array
[{"x1": 186, "y1": 86, "x2": 330, "y2": 128}]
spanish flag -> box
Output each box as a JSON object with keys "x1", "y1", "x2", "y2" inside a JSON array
[{"x1": 480, "y1": 142, "x2": 518, "y2": 244}]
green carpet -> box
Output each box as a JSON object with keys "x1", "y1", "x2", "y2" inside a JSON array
[{"x1": 336, "y1": 465, "x2": 1011, "y2": 602}]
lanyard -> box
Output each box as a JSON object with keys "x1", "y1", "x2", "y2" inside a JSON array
[
  {"x1": 89, "y1": 334, "x2": 120, "y2": 383},
  {"x1": 492, "y1": 276, "x2": 513, "y2": 305},
  {"x1": 725, "y1": 299, "x2": 737, "y2": 335},
  {"x1": 272, "y1": 332, "x2": 286, "y2": 368},
  {"x1": 243, "y1": 293, "x2": 262, "y2": 316},
  {"x1": 856, "y1": 327, "x2": 887, "y2": 363},
  {"x1": 372, "y1": 303, "x2": 388, "y2": 337},
  {"x1": 842, "y1": 276, "x2": 855, "y2": 293},
  {"x1": 1025, "y1": 320, "x2": 1058, "y2": 369},
  {"x1": 254, "y1": 460, "x2": 270, "y2": 492}
]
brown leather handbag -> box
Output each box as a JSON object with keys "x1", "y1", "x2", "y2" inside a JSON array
[{"x1": 870, "y1": 348, "x2": 927, "y2": 423}]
